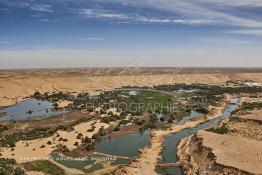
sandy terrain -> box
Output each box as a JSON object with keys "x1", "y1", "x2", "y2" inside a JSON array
[
  {"x1": 57, "y1": 100, "x2": 72, "y2": 108},
  {"x1": 26, "y1": 171, "x2": 47, "y2": 175},
  {"x1": 239, "y1": 96, "x2": 262, "y2": 105},
  {"x1": 0, "y1": 120, "x2": 109, "y2": 163},
  {"x1": 238, "y1": 109, "x2": 262, "y2": 121},
  {"x1": 115, "y1": 96, "x2": 230, "y2": 175},
  {"x1": 1, "y1": 68, "x2": 262, "y2": 106},
  {"x1": 57, "y1": 120, "x2": 109, "y2": 150},
  {"x1": 178, "y1": 107, "x2": 262, "y2": 175},
  {"x1": 198, "y1": 130, "x2": 262, "y2": 174}
]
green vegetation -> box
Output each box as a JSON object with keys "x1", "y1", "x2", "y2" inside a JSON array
[
  {"x1": 135, "y1": 90, "x2": 172, "y2": 108},
  {"x1": 113, "y1": 126, "x2": 120, "y2": 131},
  {"x1": 82, "y1": 136, "x2": 91, "y2": 144},
  {"x1": 23, "y1": 160, "x2": 65, "y2": 175},
  {"x1": 231, "y1": 102, "x2": 262, "y2": 115},
  {"x1": 0, "y1": 124, "x2": 8, "y2": 133},
  {"x1": 0, "y1": 112, "x2": 6, "y2": 118},
  {"x1": 206, "y1": 125, "x2": 230, "y2": 134},
  {"x1": 100, "y1": 114, "x2": 123, "y2": 124},
  {"x1": 145, "y1": 113, "x2": 158, "y2": 129},
  {"x1": 0, "y1": 158, "x2": 24, "y2": 175},
  {"x1": 195, "y1": 106, "x2": 209, "y2": 114},
  {"x1": 154, "y1": 83, "x2": 262, "y2": 95},
  {"x1": 0, "y1": 118, "x2": 91, "y2": 147},
  {"x1": 77, "y1": 133, "x2": 83, "y2": 139}
]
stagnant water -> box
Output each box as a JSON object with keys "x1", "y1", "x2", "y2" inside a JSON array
[
  {"x1": 156, "y1": 100, "x2": 238, "y2": 175},
  {"x1": 96, "y1": 130, "x2": 151, "y2": 157},
  {"x1": 52, "y1": 99, "x2": 237, "y2": 174},
  {"x1": 0, "y1": 98, "x2": 66, "y2": 120},
  {"x1": 52, "y1": 130, "x2": 151, "y2": 173}
]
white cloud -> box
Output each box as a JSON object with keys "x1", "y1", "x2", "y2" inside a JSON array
[
  {"x1": 30, "y1": 4, "x2": 53, "y2": 12},
  {"x1": 95, "y1": 0, "x2": 262, "y2": 27},
  {"x1": 79, "y1": 8, "x2": 215, "y2": 25},
  {"x1": 227, "y1": 29, "x2": 262, "y2": 36},
  {"x1": 199, "y1": 0, "x2": 262, "y2": 7},
  {"x1": 79, "y1": 9, "x2": 129, "y2": 19},
  {"x1": 81, "y1": 37, "x2": 107, "y2": 41},
  {"x1": 40, "y1": 19, "x2": 60, "y2": 22},
  {"x1": 0, "y1": 41, "x2": 11, "y2": 44}
]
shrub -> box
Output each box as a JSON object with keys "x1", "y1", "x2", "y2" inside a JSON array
[
  {"x1": 76, "y1": 133, "x2": 83, "y2": 139},
  {"x1": 85, "y1": 143, "x2": 95, "y2": 151},
  {"x1": 195, "y1": 106, "x2": 209, "y2": 114},
  {"x1": 113, "y1": 126, "x2": 120, "y2": 131},
  {"x1": 107, "y1": 111, "x2": 114, "y2": 116},
  {"x1": 206, "y1": 126, "x2": 229, "y2": 134},
  {"x1": 168, "y1": 118, "x2": 173, "y2": 123},
  {"x1": 58, "y1": 137, "x2": 63, "y2": 141},
  {"x1": 83, "y1": 136, "x2": 91, "y2": 143},
  {"x1": 87, "y1": 128, "x2": 94, "y2": 132}
]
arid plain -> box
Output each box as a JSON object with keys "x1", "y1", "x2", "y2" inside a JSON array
[{"x1": 0, "y1": 67, "x2": 261, "y2": 175}]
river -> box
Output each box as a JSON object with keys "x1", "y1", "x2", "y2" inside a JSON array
[{"x1": 156, "y1": 99, "x2": 238, "y2": 175}]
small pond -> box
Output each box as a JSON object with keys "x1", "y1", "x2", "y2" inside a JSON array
[
  {"x1": 0, "y1": 98, "x2": 66, "y2": 120},
  {"x1": 52, "y1": 130, "x2": 151, "y2": 174},
  {"x1": 96, "y1": 130, "x2": 151, "y2": 157}
]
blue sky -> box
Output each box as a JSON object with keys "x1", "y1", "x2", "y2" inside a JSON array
[{"x1": 0, "y1": 0, "x2": 262, "y2": 68}]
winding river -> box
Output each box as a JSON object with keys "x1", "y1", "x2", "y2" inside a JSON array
[{"x1": 156, "y1": 100, "x2": 238, "y2": 175}]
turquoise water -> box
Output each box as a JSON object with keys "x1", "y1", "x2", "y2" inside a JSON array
[{"x1": 0, "y1": 98, "x2": 66, "y2": 120}]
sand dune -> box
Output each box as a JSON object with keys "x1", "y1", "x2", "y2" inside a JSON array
[{"x1": 1, "y1": 68, "x2": 262, "y2": 107}]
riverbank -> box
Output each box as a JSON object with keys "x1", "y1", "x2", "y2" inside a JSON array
[
  {"x1": 114, "y1": 95, "x2": 231, "y2": 175},
  {"x1": 177, "y1": 108, "x2": 262, "y2": 175}
]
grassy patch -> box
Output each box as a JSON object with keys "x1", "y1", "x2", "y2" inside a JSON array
[
  {"x1": 0, "y1": 158, "x2": 25, "y2": 175},
  {"x1": 23, "y1": 160, "x2": 65, "y2": 175},
  {"x1": 206, "y1": 126, "x2": 229, "y2": 134},
  {"x1": 231, "y1": 102, "x2": 262, "y2": 115}
]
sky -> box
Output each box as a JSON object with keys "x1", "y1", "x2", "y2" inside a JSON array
[{"x1": 0, "y1": 0, "x2": 262, "y2": 68}]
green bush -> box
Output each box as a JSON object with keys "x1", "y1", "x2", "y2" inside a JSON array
[{"x1": 206, "y1": 126, "x2": 229, "y2": 134}]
